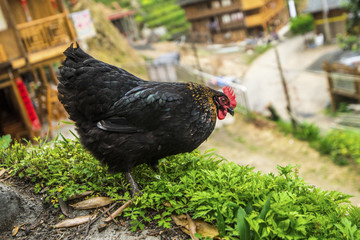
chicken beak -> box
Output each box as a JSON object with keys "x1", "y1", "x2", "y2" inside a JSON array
[{"x1": 228, "y1": 107, "x2": 234, "y2": 116}]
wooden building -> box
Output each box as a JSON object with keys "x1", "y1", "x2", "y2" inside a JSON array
[
  {"x1": 323, "y1": 61, "x2": 360, "y2": 112},
  {"x1": 108, "y1": 10, "x2": 139, "y2": 42},
  {"x1": 0, "y1": 0, "x2": 75, "y2": 140},
  {"x1": 303, "y1": 0, "x2": 348, "y2": 42},
  {"x1": 178, "y1": 0, "x2": 289, "y2": 43}
]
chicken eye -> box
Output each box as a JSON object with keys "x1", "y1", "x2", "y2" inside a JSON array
[{"x1": 220, "y1": 97, "x2": 228, "y2": 104}]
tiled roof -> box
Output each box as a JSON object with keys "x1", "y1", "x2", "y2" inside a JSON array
[
  {"x1": 303, "y1": 0, "x2": 349, "y2": 13},
  {"x1": 178, "y1": 0, "x2": 208, "y2": 7}
]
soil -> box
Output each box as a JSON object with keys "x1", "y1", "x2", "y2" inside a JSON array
[{"x1": 0, "y1": 177, "x2": 188, "y2": 240}]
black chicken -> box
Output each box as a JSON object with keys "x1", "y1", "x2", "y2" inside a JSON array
[{"x1": 58, "y1": 43, "x2": 237, "y2": 195}]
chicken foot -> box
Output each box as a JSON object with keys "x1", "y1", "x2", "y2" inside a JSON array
[{"x1": 125, "y1": 172, "x2": 142, "y2": 196}]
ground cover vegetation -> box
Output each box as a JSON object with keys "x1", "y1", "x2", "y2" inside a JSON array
[
  {"x1": 276, "y1": 120, "x2": 360, "y2": 168},
  {"x1": 0, "y1": 134, "x2": 359, "y2": 239}
]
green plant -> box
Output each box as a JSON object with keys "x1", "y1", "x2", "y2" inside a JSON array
[
  {"x1": 135, "y1": 0, "x2": 190, "y2": 40},
  {"x1": 317, "y1": 129, "x2": 360, "y2": 166},
  {"x1": 276, "y1": 121, "x2": 320, "y2": 142},
  {"x1": 245, "y1": 44, "x2": 272, "y2": 64},
  {"x1": 342, "y1": 0, "x2": 360, "y2": 35},
  {"x1": 337, "y1": 34, "x2": 360, "y2": 51},
  {"x1": 1, "y1": 138, "x2": 359, "y2": 239},
  {"x1": 290, "y1": 14, "x2": 314, "y2": 35},
  {"x1": 0, "y1": 135, "x2": 11, "y2": 149}
]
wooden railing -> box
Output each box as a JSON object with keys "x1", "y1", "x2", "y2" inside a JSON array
[
  {"x1": 185, "y1": 2, "x2": 242, "y2": 21},
  {"x1": 323, "y1": 62, "x2": 360, "y2": 112},
  {"x1": 242, "y1": 0, "x2": 267, "y2": 10},
  {"x1": 245, "y1": 0, "x2": 286, "y2": 27},
  {"x1": 0, "y1": 44, "x2": 7, "y2": 63},
  {"x1": 17, "y1": 13, "x2": 72, "y2": 53}
]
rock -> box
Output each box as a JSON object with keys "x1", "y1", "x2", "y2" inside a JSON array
[
  {"x1": 0, "y1": 184, "x2": 22, "y2": 231},
  {"x1": 0, "y1": 183, "x2": 43, "y2": 233}
]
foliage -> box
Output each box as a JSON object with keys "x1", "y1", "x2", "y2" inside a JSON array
[
  {"x1": 316, "y1": 129, "x2": 360, "y2": 166},
  {"x1": 245, "y1": 44, "x2": 272, "y2": 64},
  {"x1": 276, "y1": 119, "x2": 360, "y2": 167},
  {"x1": 135, "y1": 0, "x2": 190, "y2": 40},
  {"x1": 290, "y1": 14, "x2": 314, "y2": 35},
  {"x1": 342, "y1": 0, "x2": 360, "y2": 35},
  {"x1": 276, "y1": 121, "x2": 320, "y2": 142},
  {"x1": 0, "y1": 135, "x2": 11, "y2": 149},
  {"x1": 93, "y1": 0, "x2": 129, "y2": 8},
  {"x1": 337, "y1": 34, "x2": 360, "y2": 51},
  {"x1": 1, "y1": 137, "x2": 359, "y2": 239}
]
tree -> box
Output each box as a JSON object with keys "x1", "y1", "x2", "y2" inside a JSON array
[
  {"x1": 289, "y1": 14, "x2": 314, "y2": 35},
  {"x1": 343, "y1": 0, "x2": 360, "y2": 34},
  {"x1": 135, "y1": 0, "x2": 190, "y2": 40}
]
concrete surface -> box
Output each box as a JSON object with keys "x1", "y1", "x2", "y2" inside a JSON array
[{"x1": 243, "y1": 36, "x2": 340, "y2": 128}]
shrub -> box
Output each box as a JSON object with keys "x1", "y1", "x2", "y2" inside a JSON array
[
  {"x1": 337, "y1": 34, "x2": 360, "y2": 51},
  {"x1": 1, "y1": 137, "x2": 359, "y2": 239},
  {"x1": 276, "y1": 121, "x2": 320, "y2": 142},
  {"x1": 290, "y1": 14, "x2": 314, "y2": 35},
  {"x1": 317, "y1": 129, "x2": 360, "y2": 166}
]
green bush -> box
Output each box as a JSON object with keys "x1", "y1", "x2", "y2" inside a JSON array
[
  {"x1": 290, "y1": 14, "x2": 314, "y2": 35},
  {"x1": 276, "y1": 121, "x2": 320, "y2": 142},
  {"x1": 1, "y1": 137, "x2": 359, "y2": 239},
  {"x1": 317, "y1": 129, "x2": 360, "y2": 166},
  {"x1": 337, "y1": 34, "x2": 360, "y2": 51},
  {"x1": 276, "y1": 119, "x2": 360, "y2": 167}
]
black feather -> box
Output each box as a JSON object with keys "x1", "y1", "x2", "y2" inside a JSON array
[{"x1": 58, "y1": 44, "x2": 230, "y2": 183}]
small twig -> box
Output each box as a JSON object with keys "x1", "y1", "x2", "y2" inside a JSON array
[
  {"x1": 84, "y1": 217, "x2": 91, "y2": 236},
  {"x1": 147, "y1": 226, "x2": 182, "y2": 236},
  {"x1": 106, "y1": 208, "x2": 119, "y2": 226},
  {"x1": 30, "y1": 220, "x2": 44, "y2": 230},
  {"x1": 104, "y1": 198, "x2": 135, "y2": 223},
  {"x1": 56, "y1": 232, "x2": 65, "y2": 240},
  {"x1": 77, "y1": 202, "x2": 118, "y2": 236}
]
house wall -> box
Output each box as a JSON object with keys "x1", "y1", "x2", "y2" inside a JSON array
[
  {"x1": 312, "y1": 9, "x2": 347, "y2": 39},
  {"x1": 182, "y1": 0, "x2": 289, "y2": 43},
  {"x1": 0, "y1": 1, "x2": 23, "y2": 61},
  {"x1": 8, "y1": 0, "x2": 55, "y2": 24}
]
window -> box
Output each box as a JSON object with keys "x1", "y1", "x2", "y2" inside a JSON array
[
  {"x1": 221, "y1": 0, "x2": 232, "y2": 7},
  {"x1": 222, "y1": 14, "x2": 231, "y2": 24},
  {"x1": 212, "y1": 1, "x2": 220, "y2": 9},
  {"x1": 0, "y1": 7, "x2": 7, "y2": 32},
  {"x1": 231, "y1": 12, "x2": 244, "y2": 21}
]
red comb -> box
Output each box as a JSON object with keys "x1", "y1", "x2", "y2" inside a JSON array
[{"x1": 223, "y1": 86, "x2": 237, "y2": 108}]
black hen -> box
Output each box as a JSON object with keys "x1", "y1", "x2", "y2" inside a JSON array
[{"x1": 58, "y1": 43, "x2": 237, "y2": 194}]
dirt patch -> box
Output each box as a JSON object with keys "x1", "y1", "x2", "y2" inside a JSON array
[
  {"x1": 200, "y1": 114, "x2": 360, "y2": 206},
  {"x1": 0, "y1": 177, "x2": 188, "y2": 240}
]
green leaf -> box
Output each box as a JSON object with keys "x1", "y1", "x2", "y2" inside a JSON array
[
  {"x1": 216, "y1": 207, "x2": 226, "y2": 237},
  {"x1": 259, "y1": 195, "x2": 271, "y2": 220},
  {"x1": 0, "y1": 135, "x2": 11, "y2": 149},
  {"x1": 236, "y1": 207, "x2": 250, "y2": 240}
]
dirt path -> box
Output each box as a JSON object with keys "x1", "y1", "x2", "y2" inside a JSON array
[{"x1": 199, "y1": 115, "x2": 360, "y2": 206}]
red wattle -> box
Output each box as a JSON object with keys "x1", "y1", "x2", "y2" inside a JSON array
[{"x1": 218, "y1": 109, "x2": 227, "y2": 120}]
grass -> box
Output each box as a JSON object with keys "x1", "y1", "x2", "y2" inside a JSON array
[
  {"x1": 244, "y1": 44, "x2": 273, "y2": 64},
  {"x1": 275, "y1": 120, "x2": 360, "y2": 168},
  {"x1": 1, "y1": 135, "x2": 359, "y2": 239}
]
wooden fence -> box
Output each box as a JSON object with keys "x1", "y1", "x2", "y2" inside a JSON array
[{"x1": 323, "y1": 62, "x2": 360, "y2": 111}]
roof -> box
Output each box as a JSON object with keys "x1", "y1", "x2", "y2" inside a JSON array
[
  {"x1": 108, "y1": 10, "x2": 135, "y2": 21},
  {"x1": 178, "y1": 0, "x2": 208, "y2": 7},
  {"x1": 303, "y1": 0, "x2": 349, "y2": 13}
]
